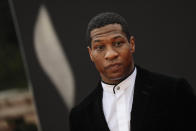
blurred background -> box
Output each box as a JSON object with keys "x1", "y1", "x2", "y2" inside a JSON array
[{"x1": 0, "y1": 0, "x2": 39, "y2": 130}]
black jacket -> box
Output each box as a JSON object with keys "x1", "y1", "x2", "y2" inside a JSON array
[{"x1": 69, "y1": 66, "x2": 196, "y2": 131}]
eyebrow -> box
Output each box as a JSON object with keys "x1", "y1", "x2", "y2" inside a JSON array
[
  {"x1": 92, "y1": 35, "x2": 124, "y2": 43},
  {"x1": 92, "y1": 39, "x2": 103, "y2": 43},
  {"x1": 112, "y1": 35, "x2": 124, "y2": 40}
]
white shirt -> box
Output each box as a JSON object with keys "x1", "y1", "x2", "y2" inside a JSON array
[{"x1": 101, "y1": 67, "x2": 137, "y2": 131}]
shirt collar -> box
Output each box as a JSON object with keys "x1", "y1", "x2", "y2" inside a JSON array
[{"x1": 101, "y1": 67, "x2": 137, "y2": 94}]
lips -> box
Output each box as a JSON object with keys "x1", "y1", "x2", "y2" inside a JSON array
[{"x1": 105, "y1": 63, "x2": 122, "y2": 70}]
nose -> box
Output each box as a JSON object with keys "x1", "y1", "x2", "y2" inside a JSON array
[{"x1": 104, "y1": 47, "x2": 118, "y2": 60}]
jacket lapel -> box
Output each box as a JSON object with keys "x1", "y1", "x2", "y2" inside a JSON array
[
  {"x1": 131, "y1": 66, "x2": 152, "y2": 131},
  {"x1": 89, "y1": 82, "x2": 110, "y2": 131}
]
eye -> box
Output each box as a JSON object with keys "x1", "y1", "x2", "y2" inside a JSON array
[
  {"x1": 95, "y1": 45, "x2": 105, "y2": 51},
  {"x1": 113, "y1": 41, "x2": 123, "y2": 47}
]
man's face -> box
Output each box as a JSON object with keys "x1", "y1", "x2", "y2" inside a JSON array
[{"x1": 88, "y1": 24, "x2": 135, "y2": 84}]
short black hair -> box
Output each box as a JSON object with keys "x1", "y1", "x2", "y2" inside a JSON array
[{"x1": 86, "y1": 12, "x2": 130, "y2": 46}]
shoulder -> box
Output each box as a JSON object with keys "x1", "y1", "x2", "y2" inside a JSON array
[
  {"x1": 137, "y1": 65, "x2": 187, "y2": 85},
  {"x1": 136, "y1": 65, "x2": 196, "y2": 108},
  {"x1": 70, "y1": 84, "x2": 101, "y2": 114},
  {"x1": 69, "y1": 85, "x2": 102, "y2": 130},
  {"x1": 136, "y1": 65, "x2": 195, "y2": 94}
]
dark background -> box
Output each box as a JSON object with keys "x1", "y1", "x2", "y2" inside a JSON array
[
  {"x1": 0, "y1": 0, "x2": 27, "y2": 90},
  {"x1": 9, "y1": 0, "x2": 196, "y2": 131}
]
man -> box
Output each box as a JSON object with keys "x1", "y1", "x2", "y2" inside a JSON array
[{"x1": 69, "y1": 12, "x2": 196, "y2": 131}]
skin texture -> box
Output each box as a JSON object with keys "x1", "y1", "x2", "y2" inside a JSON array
[{"x1": 88, "y1": 24, "x2": 135, "y2": 84}]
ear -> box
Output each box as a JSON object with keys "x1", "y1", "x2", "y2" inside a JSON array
[
  {"x1": 87, "y1": 46, "x2": 94, "y2": 62},
  {"x1": 129, "y1": 35, "x2": 135, "y2": 53}
]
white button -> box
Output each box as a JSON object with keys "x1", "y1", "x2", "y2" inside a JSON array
[{"x1": 117, "y1": 86, "x2": 120, "y2": 90}]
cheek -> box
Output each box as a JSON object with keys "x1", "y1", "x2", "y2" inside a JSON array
[
  {"x1": 120, "y1": 49, "x2": 133, "y2": 64},
  {"x1": 92, "y1": 55, "x2": 105, "y2": 72},
  {"x1": 120, "y1": 47, "x2": 131, "y2": 57}
]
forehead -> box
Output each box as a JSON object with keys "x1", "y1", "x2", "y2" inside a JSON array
[{"x1": 90, "y1": 24, "x2": 126, "y2": 40}]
